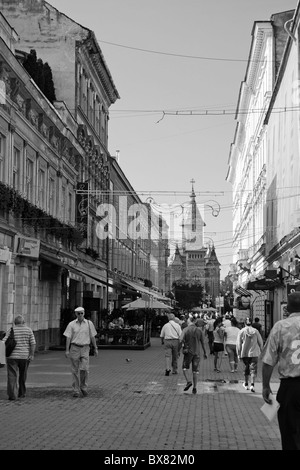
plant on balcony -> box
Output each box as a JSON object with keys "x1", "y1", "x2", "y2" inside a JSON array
[
  {"x1": 0, "y1": 182, "x2": 84, "y2": 245},
  {"x1": 23, "y1": 49, "x2": 56, "y2": 104},
  {"x1": 85, "y1": 247, "x2": 99, "y2": 260}
]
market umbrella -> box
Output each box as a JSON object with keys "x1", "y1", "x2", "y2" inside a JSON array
[{"x1": 121, "y1": 298, "x2": 173, "y2": 310}]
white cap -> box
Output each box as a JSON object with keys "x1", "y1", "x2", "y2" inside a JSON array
[{"x1": 74, "y1": 307, "x2": 85, "y2": 313}]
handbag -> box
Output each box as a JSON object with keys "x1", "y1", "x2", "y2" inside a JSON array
[
  {"x1": 5, "y1": 327, "x2": 17, "y2": 357},
  {"x1": 87, "y1": 321, "x2": 95, "y2": 356}
]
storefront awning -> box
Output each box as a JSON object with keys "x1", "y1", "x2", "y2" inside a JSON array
[
  {"x1": 122, "y1": 279, "x2": 170, "y2": 301},
  {"x1": 235, "y1": 286, "x2": 252, "y2": 297},
  {"x1": 40, "y1": 254, "x2": 112, "y2": 287},
  {"x1": 246, "y1": 278, "x2": 279, "y2": 291},
  {"x1": 40, "y1": 254, "x2": 84, "y2": 281}
]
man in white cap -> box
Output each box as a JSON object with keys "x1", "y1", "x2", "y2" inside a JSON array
[{"x1": 63, "y1": 307, "x2": 98, "y2": 397}]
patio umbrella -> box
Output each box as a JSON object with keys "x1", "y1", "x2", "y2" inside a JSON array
[{"x1": 122, "y1": 298, "x2": 173, "y2": 310}]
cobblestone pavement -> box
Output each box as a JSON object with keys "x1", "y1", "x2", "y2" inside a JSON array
[{"x1": 0, "y1": 336, "x2": 281, "y2": 452}]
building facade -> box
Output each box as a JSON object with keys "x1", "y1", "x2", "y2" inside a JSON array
[
  {"x1": 227, "y1": 7, "x2": 300, "y2": 335},
  {"x1": 0, "y1": 11, "x2": 86, "y2": 348},
  {"x1": 0, "y1": 1, "x2": 171, "y2": 349},
  {"x1": 168, "y1": 185, "x2": 221, "y2": 306}
]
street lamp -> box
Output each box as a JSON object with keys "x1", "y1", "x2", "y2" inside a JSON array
[{"x1": 272, "y1": 260, "x2": 300, "y2": 280}]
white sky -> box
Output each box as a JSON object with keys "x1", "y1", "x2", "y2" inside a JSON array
[{"x1": 48, "y1": 0, "x2": 297, "y2": 278}]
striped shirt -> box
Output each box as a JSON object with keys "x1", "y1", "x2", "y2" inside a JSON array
[{"x1": 4, "y1": 325, "x2": 36, "y2": 360}]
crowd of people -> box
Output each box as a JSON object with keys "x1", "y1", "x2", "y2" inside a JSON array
[
  {"x1": 160, "y1": 309, "x2": 265, "y2": 394},
  {"x1": 1, "y1": 294, "x2": 300, "y2": 450}
]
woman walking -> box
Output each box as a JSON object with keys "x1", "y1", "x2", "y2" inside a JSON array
[
  {"x1": 224, "y1": 317, "x2": 240, "y2": 372},
  {"x1": 213, "y1": 317, "x2": 225, "y2": 372}
]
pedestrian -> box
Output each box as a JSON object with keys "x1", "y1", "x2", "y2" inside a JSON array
[
  {"x1": 160, "y1": 312, "x2": 182, "y2": 376},
  {"x1": 2, "y1": 315, "x2": 36, "y2": 401},
  {"x1": 179, "y1": 315, "x2": 207, "y2": 394},
  {"x1": 63, "y1": 306, "x2": 98, "y2": 397},
  {"x1": 0, "y1": 330, "x2": 6, "y2": 368},
  {"x1": 224, "y1": 316, "x2": 240, "y2": 372},
  {"x1": 223, "y1": 312, "x2": 231, "y2": 328},
  {"x1": 205, "y1": 313, "x2": 215, "y2": 354},
  {"x1": 180, "y1": 314, "x2": 189, "y2": 330},
  {"x1": 213, "y1": 316, "x2": 225, "y2": 372},
  {"x1": 252, "y1": 316, "x2": 264, "y2": 340},
  {"x1": 236, "y1": 317, "x2": 263, "y2": 392},
  {"x1": 261, "y1": 292, "x2": 300, "y2": 450}
]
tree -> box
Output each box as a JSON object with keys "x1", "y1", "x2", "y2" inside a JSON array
[
  {"x1": 23, "y1": 49, "x2": 56, "y2": 104},
  {"x1": 43, "y1": 62, "x2": 56, "y2": 103},
  {"x1": 172, "y1": 279, "x2": 204, "y2": 311},
  {"x1": 23, "y1": 49, "x2": 38, "y2": 82}
]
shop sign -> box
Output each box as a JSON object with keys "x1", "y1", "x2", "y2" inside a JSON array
[
  {"x1": 76, "y1": 182, "x2": 89, "y2": 239},
  {"x1": 0, "y1": 246, "x2": 11, "y2": 264},
  {"x1": 69, "y1": 271, "x2": 83, "y2": 282},
  {"x1": 15, "y1": 236, "x2": 40, "y2": 259}
]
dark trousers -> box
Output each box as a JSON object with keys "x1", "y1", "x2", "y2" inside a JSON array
[
  {"x1": 277, "y1": 378, "x2": 300, "y2": 450},
  {"x1": 7, "y1": 358, "x2": 29, "y2": 399},
  {"x1": 207, "y1": 331, "x2": 214, "y2": 353}
]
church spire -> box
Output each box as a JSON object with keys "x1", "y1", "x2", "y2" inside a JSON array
[
  {"x1": 182, "y1": 180, "x2": 206, "y2": 249},
  {"x1": 190, "y1": 178, "x2": 196, "y2": 231}
]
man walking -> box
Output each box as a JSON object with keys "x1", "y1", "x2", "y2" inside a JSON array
[
  {"x1": 236, "y1": 317, "x2": 263, "y2": 392},
  {"x1": 179, "y1": 315, "x2": 207, "y2": 394},
  {"x1": 160, "y1": 312, "x2": 182, "y2": 376},
  {"x1": 3, "y1": 315, "x2": 36, "y2": 401},
  {"x1": 261, "y1": 292, "x2": 300, "y2": 450},
  {"x1": 64, "y1": 306, "x2": 98, "y2": 397}
]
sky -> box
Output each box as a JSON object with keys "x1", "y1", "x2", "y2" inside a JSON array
[{"x1": 48, "y1": 0, "x2": 297, "y2": 279}]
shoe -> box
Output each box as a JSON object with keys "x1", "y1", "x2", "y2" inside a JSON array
[
  {"x1": 231, "y1": 370, "x2": 235, "y2": 373},
  {"x1": 8, "y1": 397, "x2": 16, "y2": 401},
  {"x1": 81, "y1": 390, "x2": 88, "y2": 397},
  {"x1": 172, "y1": 371, "x2": 178, "y2": 375},
  {"x1": 250, "y1": 385, "x2": 255, "y2": 393},
  {"x1": 165, "y1": 369, "x2": 171, "y2": 376},
  {"x1": 184, "y1": 381, "x2": 192, "y2": 391},
  {"x1": 192, "y1": 388, "x2": 197, "y2": 394},
  {"x1": 18, "y1": 395, "x2": 26, "y2": 398},
  {"x1": 73, "y1": 393, "x2": 80, "y2": 397},
  {"x1": 243, "y1": 382, "x2": 249, "y2": 390},
  {"x1": 214, "y1": 368, "x2": 220, "y2": 373}
]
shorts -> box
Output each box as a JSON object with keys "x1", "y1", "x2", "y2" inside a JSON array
[
  {"x1": 213, "y1": 342, "x2": 224, "y2": 353},
  {"x1": 182, "y1": 353, "x2": 200, "y2": 373}
]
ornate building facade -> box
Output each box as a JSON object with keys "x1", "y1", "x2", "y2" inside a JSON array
[{"x1": 168, "y1": 184, "x2": 220, "y2": 305}]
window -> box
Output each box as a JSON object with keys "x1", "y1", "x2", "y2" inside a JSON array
[
  {"x1": 26, "y1": 158, "x2": 34, "y2": 202},
  {"x1": 68, "y1": 191, "x2": 72, "y2": 223},
  {"x1": 0, "y1": 134, "x2": 6, "y2": 181},
  {"x1": 13, "y1": 147, "x2": 21, "y2": 190},
  {"x1": 61, "y1": 186, "x2": 66, "y2": 220},
  {"x1": 49, "y1": 177, "x2": 55, "y2": 215},
  {"x1": 38, "y1": 168, "x2": 46, "y2": 209}
]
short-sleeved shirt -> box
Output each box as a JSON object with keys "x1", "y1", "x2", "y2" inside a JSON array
[
  {"x1": 63, "y1": 318, "x2": 97, "y2": 345},
  {"x1": 260, "y1": 312, "x2": 300, "y2": 379},
  {"x1": 160, "y1": 320, "x2": 182, "y2": 340},
  {"x1": 224, "y1": 326, "x2": 240, "y2": 345}
]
